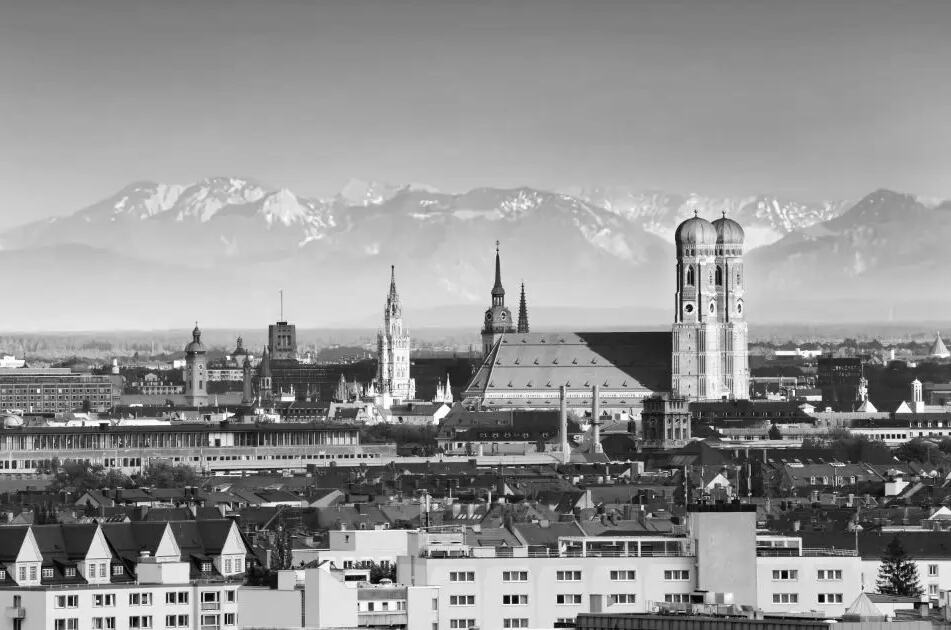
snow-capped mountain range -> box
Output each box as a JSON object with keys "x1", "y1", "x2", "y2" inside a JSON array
[{"x1": 0, "y1": 178, "x2": 948, "y2": 330}]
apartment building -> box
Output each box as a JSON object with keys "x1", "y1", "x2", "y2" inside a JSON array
[
  {"x1": 0, "y1": 520, "x2": 249, "y2": 630},
  {"x1": 0, "y1": 368, "x2": 120, "y2": 413},
  {"x1": 396, "y1": 504, "x2": 864, "y2": 629},
  {"x1": 239, "y1": 567, "x2": 440, "y2": 629}
]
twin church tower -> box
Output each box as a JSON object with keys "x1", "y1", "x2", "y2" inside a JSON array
[{"x1": 672, "y1": 212, "x2": 749, "y2": 400}]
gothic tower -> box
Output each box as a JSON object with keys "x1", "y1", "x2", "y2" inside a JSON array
[
  {"x1": 376, "y1": 266, "x2": 416, "y2": 404},
  {"x1": 712, "y1": 213, "x2": 750, "y2": 399},
  {"x1": 481, "y1": 242, "x2": 516, "y2": 355},
  {"x1": 241, "y1": 355, "x2": 253, "y2": 404},
  {"x1": 671, "y1": 213, "x2": 723, "y2": 400},
  {"x1": 517, "y1": 282, "x2": 530, "y2": 334},
  {"x1": 183, "y1": 323, "x2": 208, "y2": 407},
  {"x1": 257, "y1": 346, "x2": 273, "y2": 403}
]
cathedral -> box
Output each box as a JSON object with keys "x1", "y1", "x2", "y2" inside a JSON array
[
  {"x1": 463, "y1": 215, "x2": 750, "y2": 410},
  {"x1": 374, "y1": 266, "x2": 415, "y2": 408}
]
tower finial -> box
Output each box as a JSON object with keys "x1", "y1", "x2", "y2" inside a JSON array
[
  {"x1": 491, "y1": 241, "x2": 505, "y2": 305},
  {"x1": 722, "y1": 210, "x2": 727, "y2": 218},
  {"x1": 693, "y1": 209, "x2": 699, "y2": 218},
  {"x1": 496, "y1": 240, "x2": 500, "y2": 253}
]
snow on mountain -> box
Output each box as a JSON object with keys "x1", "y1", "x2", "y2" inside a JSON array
[
  {"x1": 1, "y1": 180, "x2": 948, "y2": 328},
  {"x1": 566, "y1": 187, "x2": 850, "y2": 249}
]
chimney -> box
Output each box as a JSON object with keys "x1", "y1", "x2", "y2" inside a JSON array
[
  {"x1": 560, "y1": 386, "x2": 570, "y2": 465},
  {"x1": 589, "y1": 385, "x2": 603, "y2": 455}
]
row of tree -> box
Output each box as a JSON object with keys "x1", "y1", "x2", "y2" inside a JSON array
[{"x1": 44, "y1": 459, "x2": 198, "y2": 494}]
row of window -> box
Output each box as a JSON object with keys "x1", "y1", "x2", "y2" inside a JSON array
[
  {"x1": 451, "y1": 568, "x2": 648, "y2": 583},
  {"x1": 773, "y1": 569, "x2": 843, "y2": 581},
  {"x1": 451, "y1": 593, "x2": 640, "y2": 607},
  {"x1": 67, "y1": 590, "x2": 234, "y2": 609},
  {"x1": 771, "y1": 593, "x2": 843, "y2": 605}
]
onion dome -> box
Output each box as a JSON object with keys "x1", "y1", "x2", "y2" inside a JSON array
[
  {"x1": 675, "y1": 212, "x2": 717, "y2": 250},
  {"x1": 184, "y1": 323, "x2": 206, "y2": 354},
  {"x1": 712, "y1": 213, "x2": 745, "y2": 246}
]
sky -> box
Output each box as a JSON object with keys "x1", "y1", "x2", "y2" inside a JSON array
[{"x1": 2, "y1": 0, "x2": 951, "y2": 230}]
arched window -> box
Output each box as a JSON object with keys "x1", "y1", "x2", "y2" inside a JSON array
[
  {"x1": 736, "y1": 271, "x2": 742, "y2": 286},
  {"x1": 715, "y1": 266, "x2": 723, "y2": 286},
  {"x1": 686, "y1": 266, "x2": 695, "y2": 286}
]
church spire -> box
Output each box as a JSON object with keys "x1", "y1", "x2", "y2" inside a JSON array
[
  {"x1": 491, "y1": 241, "x2": 505, "y2": 306},
  {"x1": 389, "y1": 265, "x2": 398, "y2": 300},
  {"x1": 517, "y1": 282, "x2": 529, "y2": 333}
]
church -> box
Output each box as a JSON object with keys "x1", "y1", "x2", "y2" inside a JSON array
[{"x1": 462, "y1": 214, "x2": 750, "y2": 411}]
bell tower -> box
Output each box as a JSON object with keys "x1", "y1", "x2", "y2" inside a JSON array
[
  {"x1": 481, "y1": 242, "x2": 515, "y2": 355},
  {"x1": 183, "y1": 323, "x2": 208, "y2": 407},
  {"x1": 672, "y1": 213, "x2": 722, "y2": 400},
  {"x1": 713, "y1": 212, "x2": 749, "y2": 399}
]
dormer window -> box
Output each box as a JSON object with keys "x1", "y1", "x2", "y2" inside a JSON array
[
  {"x1": 42, "y1": 568, "x2": 53, "y2": 579},
  {"x1": 112, "y1": 565, "x2": 124, "y2": 576},
  {"x1": 0, "y1": 569, "x2": 5, "y2": 580},
  {"x1": 201, "y1": 562, "x2": 212, "y2": 573},
  {"x1": 65, "y1": 567, "x2": 76, "y2": 578}
]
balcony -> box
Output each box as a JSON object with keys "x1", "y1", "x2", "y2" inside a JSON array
[
  {"x1": 4, "y1": 607, "x2": 24, "y2": 619},
  {"x1": 200, "y1": 602, "x2": 221, "y2": 611},
  {"x1": 358, "y1": 612, "x2": 407, "y2": 626}
]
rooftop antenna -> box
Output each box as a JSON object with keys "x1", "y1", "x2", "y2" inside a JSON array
[{"x1": 279, "y1": 289, "x2": 284, "y2": 321}]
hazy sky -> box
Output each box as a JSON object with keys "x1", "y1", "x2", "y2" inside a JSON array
[{"x1": 2, "y1": 0, "x2": 950, "y2": 229}]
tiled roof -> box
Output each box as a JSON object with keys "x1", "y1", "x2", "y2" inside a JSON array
[{"x1": 464, "y1": 332, "x2": 672, "y2": 403}]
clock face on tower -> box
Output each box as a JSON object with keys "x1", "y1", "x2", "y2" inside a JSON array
[{"x1": 485, "y1": 312, "x2": 492, "y2": 321}]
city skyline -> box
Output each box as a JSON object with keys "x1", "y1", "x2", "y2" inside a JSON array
[{"x1": 3, "y1": 0, "x2": 951, "y2": 230}]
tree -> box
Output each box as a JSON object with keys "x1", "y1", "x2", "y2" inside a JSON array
[
  {"x1": 895, "y1": 439, "x2": 935, "y2": 464},
  {"x1": 138, "y1": 461, "x2": 198, "y2": 488},
  {"x1": 876, "y1": 536, "x2": 923, "y2": 597},
  {"x1": 768, "y1": 424, "x2": 782, "y2": 440}
]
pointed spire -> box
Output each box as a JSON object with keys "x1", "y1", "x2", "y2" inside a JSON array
[
  {"x1": 491, "y1": 241, "x2": 505, "y2": 305},
  {"x1": 517, "y1": 282, "x2": 529, "y2": 334},
  {"x1": 389, "y1": 265, "x2": 398, "y2": 299}
]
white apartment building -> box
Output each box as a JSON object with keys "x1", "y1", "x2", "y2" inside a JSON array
[
  {"x1": 396, "y1": 505, "x2": 865, "y2": 629},
  {"x1": 239, "y1": 567, "x2": 439, "y2": 629},
  {"x1": 0, "y1": 520, "x2": 249, "y2": 630}
]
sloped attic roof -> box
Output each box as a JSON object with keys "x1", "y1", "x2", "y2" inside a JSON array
[{"x1": 463, "y1": 331, "x2": 672, "y2": 407}]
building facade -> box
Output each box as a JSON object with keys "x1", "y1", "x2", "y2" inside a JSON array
[
  {"x1": 0, "y1": 520, "x2": 248, "y2": 630},
  {"x1": 375, "y1": 266, "x2": 415, "y2": 406},
  {"x1": 671, "y1": 213, "x2": 749, "y2": 401},
  {"x1": 0, "y1": 369, "x2": 119, "y2": 413},
  {"x1": 268, "y1": 321, "x2": 297, "y2": 362}
]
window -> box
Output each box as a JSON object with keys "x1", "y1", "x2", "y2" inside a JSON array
[
  {"x1": 929, "y1": 584, "x2": 939, "y2": 596},
  {"x1": 128, "y1": 618, "x2": 152, "y2": 630},
  {"x1": 129, "y1": 593, "x2": 152, "y2": 606},
  {"x1": 167, "y1": 592, "x2": 189, "y2": 604},
  {"x1": 503, "y1": 619, "x2": 529, "y2": 628},
  {"x1": 817, "y1": 570, "x2": 842, "y2": 580},
  {"x1": 201, "y1": 562, "x2": 213, "y2": 573},
  {"x1": 54, "y1": 620, "x2": 78, "y2": 630},
  {"x1": 165, "y1": 616, "x2": 190, "y2": 628},
  {"x1": 94, "y1": 594, "x2": 116, "y2": 607},
  {"x1": 42, "y1": 567, "x2": 54, "y2": 579},
  {"x1": 18, "y1": 566, "x2": 25, "y2": 581},
  {"x1": 715, "y1": 265, "x2": 723, "y2": 286},
  {"x1": 502, "y1": 570, "x2": 528, "y2": 582},
  {"x1": 0, "y1": 569, "x2": 5, "y2": 580},
  {"x1": 224, "y1": 613, "x2": 236, "y2": 626},
  {"x1": 556, "y1": 594, "x2": 583, "y2": 605},
  {"x1": 665, "y1": 594, "x2": 690, "y2": 603},
  {"x1": 29, "y1": 565, "x2": 37, "y2": 580},
  {"x1": 772, "y1": 570, "x2": 798, "y2": 581},
  {"x1": 609, "y1": 594, "x2": 637, "y2": 605},
  {"x1": 817, "y1": 593, "x2": 843, "y2": 604},
  {"x1": 556, "y1": 570, "x2": 581, "y2": 581},
  {"x1": 64, "y1": 567, "x2": 76, "y2": 578},
  {"x1": 610, "y1": 570, "x2": 636, "y2": 581},
  {"x1": 686, "y1": 266, "x2": 695, "y2": 286},
  {"x1": 226, "y1": 590, "x2": 236, "y2": 603},
  {"x1": 112, "y1": 565, "x2": 124, "y2": 576},
  {"x1": 664, "y1": 570, "x2": 690, "y2": 581},
  {"x1": 449, "y1": 595, "x2": 475, "y2": 606},
  {"x1": 773, "y1": 593, "x2": 799, "y2": 604},
  {"x1": 200, "y1": 615, "x2": 219, "y2": 629},
  {"x1": 929, "y1": 564, "x2": 939, "y2": 577},
  {"x1": 449, "y1": 620, "x2": 476, "y2": 629},
  {"x1": 502, "y1": 594, "x2": 528, "y2": 605},
  {"x1": 55, "y1": 595, "x2": 79, "y2": 608},
  {"x1": 449, "y1": 571, "x2": 475, "y2": 582}
]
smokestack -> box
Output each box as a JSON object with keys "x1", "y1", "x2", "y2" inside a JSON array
[
  {"x1": 590, "y1": 385, "x2": 603, "y2": 455},
  {"x1": 560, "y1": 385, "x2": 570, "y2": 464}
]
